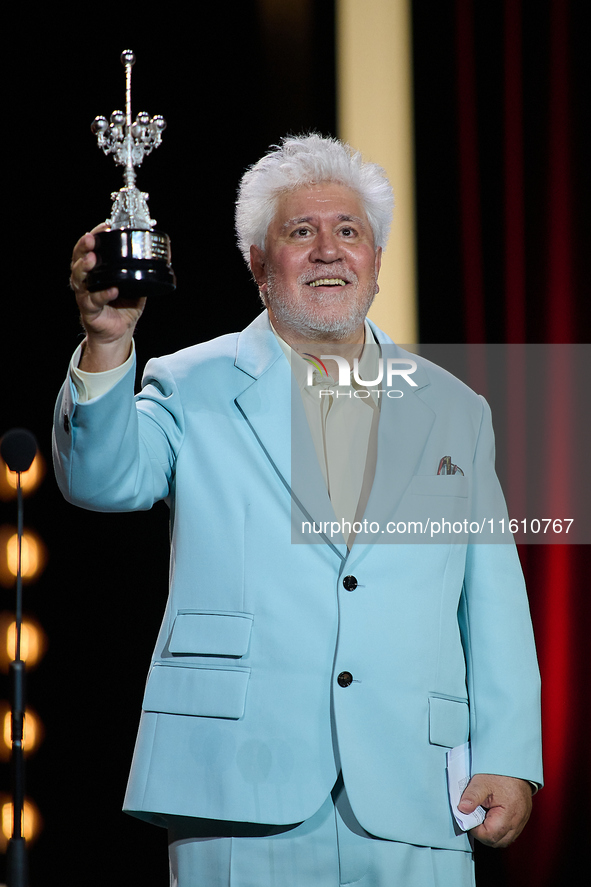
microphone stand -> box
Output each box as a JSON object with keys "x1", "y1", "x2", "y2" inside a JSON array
[
  {"x1": 1, "y1": 430, "x2": 37, "y2": 887},
  {"x1": 6, "y1": 466, "x2": 28, "y2": 887}
]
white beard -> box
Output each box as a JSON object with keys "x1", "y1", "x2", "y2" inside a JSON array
[{"x1": 264, "y1": 268, "x2": 377, "y2": 341}]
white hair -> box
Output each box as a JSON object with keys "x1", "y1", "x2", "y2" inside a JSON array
[{"x1": 235, "y1": 133, "x2": 394, "y2": 266}]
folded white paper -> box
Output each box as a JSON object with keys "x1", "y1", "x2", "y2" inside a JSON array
[{"x1": 446, "y1": 742, "x2": 486, "y2": 831}]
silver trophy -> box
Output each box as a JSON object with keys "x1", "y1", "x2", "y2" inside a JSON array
[{"x1": 87, "y1": 49, "x2": 176, "y2": 297}]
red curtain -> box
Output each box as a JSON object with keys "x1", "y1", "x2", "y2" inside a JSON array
[{"x1": 454, "y1": 0, "x2": 589, "y2": 883}]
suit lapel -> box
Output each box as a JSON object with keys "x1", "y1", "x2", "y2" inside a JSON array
[
  {"x1": 233, "y1": 314, "x2": 437, "y2": 558},
  {"x1": 351, "y1": 326, "x2": 435, "y2": 545},
  {"x1": 234, "y1": 312, "x2": 347, "y2": 561}
]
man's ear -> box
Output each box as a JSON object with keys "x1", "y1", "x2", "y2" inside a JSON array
[
  {"x1": 250, "y1": 245, "x2": 267, "y2": 292},
  {"x1": 374, "y1": 246, "x2": 382, "y2": 294}
]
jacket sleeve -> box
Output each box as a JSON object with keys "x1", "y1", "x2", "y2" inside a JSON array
[
  {"x1": 52, "y1": 352, "x2": 185, "y2": 512},
  {"x1": 459, "y1": 396, "x2": 543, "y2": 786}
]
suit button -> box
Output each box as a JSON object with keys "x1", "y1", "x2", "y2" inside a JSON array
[
  {"x1": 342, "y1": 575, "x2": 358, "y2": 591},
  {"x1": 337, "y1": 671, "x2": 353, "y2": 687}
]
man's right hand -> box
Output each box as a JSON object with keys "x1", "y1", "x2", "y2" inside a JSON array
[{"x1": 70, "y1": 224, "x2": 146, "y2": 372}]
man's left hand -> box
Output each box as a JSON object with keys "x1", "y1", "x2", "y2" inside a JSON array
[{"x1": 458, "y1": 773, "x2": 533, "y2": 848}]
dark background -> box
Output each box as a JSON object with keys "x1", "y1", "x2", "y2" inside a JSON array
[{"x1": 1, "y1": 2, "x2": 588, "y2": 884}]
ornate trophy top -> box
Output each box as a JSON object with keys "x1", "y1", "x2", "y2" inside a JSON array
[{"x1": 91, "y1": 50, "x2": 167, "y2": 230}]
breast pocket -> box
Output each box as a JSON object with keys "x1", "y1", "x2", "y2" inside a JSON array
[
  {"x1": 398, "y1": 476, "x2": 470, "y2": 533},
  {"x1": 409, "y1": 476, "x2": 469, "y2": 498}
]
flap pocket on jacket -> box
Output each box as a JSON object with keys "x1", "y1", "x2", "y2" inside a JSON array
[
  {"x1": 169, "y1": 611, "x2": 254, "y2": 657},
  {"x1": 429, "y1": 696, "x2": 469, "y2": 747},
  {"x1": 410, "y1": 476, "x2": 468, "y2": 497},
  {"x1": 143, "y1": 663, "x2": 250, "y2": 719}
]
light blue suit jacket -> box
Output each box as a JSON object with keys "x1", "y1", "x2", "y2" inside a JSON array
[{"x1": 53, "y1": 311, "x2": 542, "y2": 851}]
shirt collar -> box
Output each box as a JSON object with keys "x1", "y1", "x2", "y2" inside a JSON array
[{"x1": 270, "y1": 320, "x2": 380, "y2": 394}]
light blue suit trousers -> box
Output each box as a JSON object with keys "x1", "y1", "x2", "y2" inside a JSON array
[{"x1": 168, "y1": 776, "x2": 475, "y2": 887}]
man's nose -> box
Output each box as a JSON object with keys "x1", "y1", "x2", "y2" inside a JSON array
[{"x1": 310, "y1": 229, "x2": 341, "y2": 262}]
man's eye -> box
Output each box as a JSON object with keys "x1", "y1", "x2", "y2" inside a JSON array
[
  {"x1": 295, "y1": 228, "x2": 310, "y2": 237},
  {"x1": 341, "y1": 227, "x2": 355, "y2": 237}
]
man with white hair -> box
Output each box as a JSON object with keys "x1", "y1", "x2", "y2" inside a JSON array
[{"x1": 55, "y1": 134, "x2": 542, "y2": 886}]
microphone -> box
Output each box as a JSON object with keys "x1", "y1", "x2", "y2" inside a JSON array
[{"x1": 1, "y1": 428, "x2": 38, "y2": 473}]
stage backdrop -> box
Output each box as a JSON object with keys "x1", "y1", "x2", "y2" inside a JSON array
[{"x1": 1, "y1": 2, "x2": 588, "y2": 884}]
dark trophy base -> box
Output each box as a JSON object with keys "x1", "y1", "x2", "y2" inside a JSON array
[{"x1": 87, "y1": 229, "x2": 176, "y2": 297}]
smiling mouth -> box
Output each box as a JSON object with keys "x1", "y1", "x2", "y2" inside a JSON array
[{"x1": 307, "y1": 278, "x2": 348, "y2": 287}]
